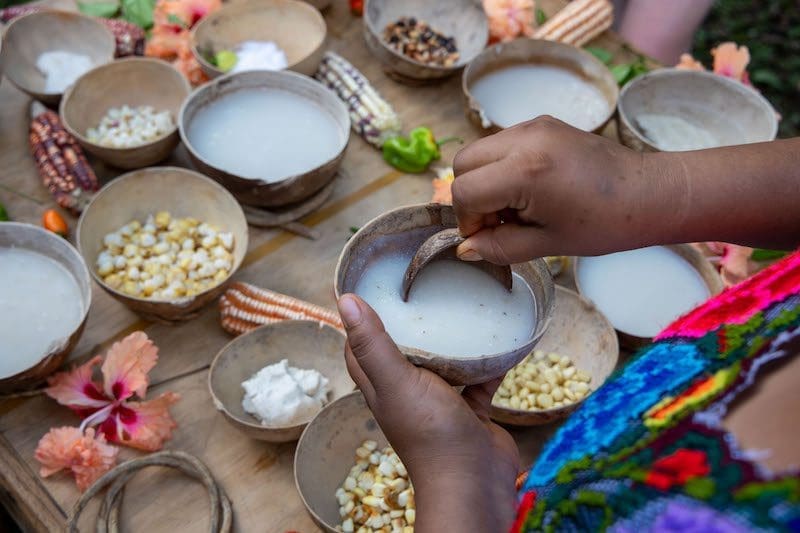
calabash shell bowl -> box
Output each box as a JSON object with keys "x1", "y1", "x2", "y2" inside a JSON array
[
  {"x1": 490, "y1": 286, "x2": 619, "y2": 426},
  {"x1": 617, "y1": 68, "x2": 778, "y2": 152},
  {"x1": 192, "y1": 0, "x2": 327, "y2": 79},
  {"x1": 335, "y1": 203, "x2": 555, "y2": 386},
  {"x1": 462, "y1": 38, "x2": 619, "y2": 134},
  {"x1": 363, "y1": 0, "x2": 489, "y2": 84},
  {"x1": 76, "y1": 167, "x2": 248, "y2": 324},
  {"x1": 60, "y1": 58, "x2": 191, "y2": 170},
  {"x1": 179, "y1": 70, "x2": 350, "y2": 208},
  {"x1": 0, "y1": 223, "x2": 92, "y2": 393},
  {"x1": 574, "y1": 244, "x2": 724, "y2": 350},
  {"x1": 2, "y1": 10, "x2": 115, "y2": 106},
  {"x1": 208, "y1": 321, "x2": 353, "y2": 442},
  {"x1": 295, "y1": 391, "x2": 387, "y2": 532}
]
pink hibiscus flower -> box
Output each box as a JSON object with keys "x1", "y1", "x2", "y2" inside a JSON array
[
  {"x1": 483, "y1": 0, "x2": 536, "y2": 43},
  {"x1": 44, "y1": 332, "x2": 179, "y2": 452}
]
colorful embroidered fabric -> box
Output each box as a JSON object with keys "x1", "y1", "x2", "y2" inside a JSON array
[{"x1": 513, "y1": 251, "x2": 800, "y2": 532}]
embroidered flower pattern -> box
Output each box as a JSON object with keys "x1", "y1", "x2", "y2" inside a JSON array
[
  {"x1": 34, "y1": 332, "x2": 179, "y2": 490},
  {"x1": 644, "y1": 449, "x2": 711, "y2": 491}
]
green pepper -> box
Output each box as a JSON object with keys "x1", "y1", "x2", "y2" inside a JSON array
[
  {"x1": 382, "y1": 127, "x2": 461, "y2": 173},
  {"x1": 0, "y1": 202, "x2": 8, "y2": 222}
]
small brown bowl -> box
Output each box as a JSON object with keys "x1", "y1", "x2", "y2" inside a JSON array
[
  {"x1": 463, "y1": 39, "x2": 619, "y2": 134},
  {"x1": 76, "y1": 167, "x2": 248, "y2": 323},
  {"x1": 335, "y1": 203, "x2": 555, "y2": 386},
  {"x1": 60, "y1": 58, "x2": 191, "y2": 170},
  {"x1": 208, "y1": 321, "x2": 353, "y2": 442},
  {"x1": 363, "y1": 0, "x2": 489, "y2": 84},
  {"x1": 574, "y1": 244, "x2": 724, "y2": 350},
  {"x1": 490, "y1": 286, "x2": 618, "y2": 426},
  {"x1": 295, "y1": 391, "x2": 387, "y2": 532},
  {"x1": 2, "y1": 10, "x2": 115, "y2": 106},
  {"x1": 0, "y1": 222, "x2": 92, "y2": 393},
  {"x1": 179, "y1": 70, "x2": 350, "y2": 208},
  {"x1": 191, "y1": 0, "x2": 327, "y2": 79},
  {"x1": 617, "y1": 68, "x2": 778, "y2": 152}
]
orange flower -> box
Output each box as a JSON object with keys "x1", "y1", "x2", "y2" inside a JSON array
[
  {"x1": 431, "y1": 166, "x2": 455, "y2": 204},
  {"x1": 692, "y1": 242, "x2": 755, "y2": 287},
  {"x1": 483, "y1": 0, "x2": 536, "y2": 43},
  {"x1": 675, "y1": 53, "x2": 705, "y2": 72},
  {"x1": 35, "y1": 427, "x2": 118, "y2": 491},
  {"x1": 711, "y1": 42, "x2": 750, "y2": 84},
  {"x1": 45, "y1": 332, "x2": 180, "y2": 452}
]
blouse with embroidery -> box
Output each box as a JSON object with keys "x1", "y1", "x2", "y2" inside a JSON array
[{"x1": 513, "y1": 251, "x2": 800, "y2": 532}]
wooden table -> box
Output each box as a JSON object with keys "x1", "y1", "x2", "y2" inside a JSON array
[{"x1": 0, "y1": 2, "x2": 641, "y2": 530}]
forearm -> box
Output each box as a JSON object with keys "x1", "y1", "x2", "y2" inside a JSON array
[{"x1": 643, "y1": 139, "x2": 800, "y2": 250}]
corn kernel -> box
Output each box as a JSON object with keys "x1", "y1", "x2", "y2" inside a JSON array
[{"x1": 154, "y1": 211, "x2": 171, "y2": 229}]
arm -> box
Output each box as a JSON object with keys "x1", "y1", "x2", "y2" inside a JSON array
[
  {"x1": 619, "y1": 0, "x2": 715, "y2": 64},
  {"x1": 452, "y1": 117, "x2": 800, "y2": 265}
]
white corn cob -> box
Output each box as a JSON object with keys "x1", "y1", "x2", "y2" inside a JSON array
[
  {"x1": 315, "y1": 51, "x2": 402, "y2": 148},
  {"x1": 533, "y1": 0, "x2": 614, "y2": 47}
]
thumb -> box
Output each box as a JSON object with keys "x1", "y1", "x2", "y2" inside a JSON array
[
  {"x1": 456, "y1": 224, "x2": 551, "y2": 265},
  {"x1": 337, "y1": 294, "x2": 417, "y2": 402}
]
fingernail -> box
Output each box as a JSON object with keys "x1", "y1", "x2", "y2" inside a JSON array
[
  {"x1": 456, "y1": 243, "x2": 482, "y2": 261},
  {"x1": 337, "y1": 294, "x2": 362, "y2": 327}
]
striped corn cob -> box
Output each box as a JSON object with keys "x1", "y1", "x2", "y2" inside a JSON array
[
  {"x1": 533, "y1": 0, "x2": 613, "y2": 48},
  {"x1": 219, "y1": 282, "x2": 344, "y2": 336},
  {"x1": 315, "y1": 52, "x2": 402, "y2": 148},
  {"x1": 0, "y1": 7, "x2": 144, "y2": 57},
  {"x1": 29, "y1": 103, "x2": 99, "y2": 215}
]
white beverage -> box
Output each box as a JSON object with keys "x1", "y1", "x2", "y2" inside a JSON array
[
  {"x1": 0, "y1": 248, "x2": 84, "y2": 378},
  {"x1": 577, "y1": 246, "x2": 710, "y2": 338},
  {"x1": 187, "y1": 88, "x2": 344, "y2": 183},
  {"x1": 355, "y1": 251, "x2": 537, "y2": 357},
  {"x1": 635, "y1": 113, "x2": 721, "y2": 151},
  {"x1": 469, "y1": 64, "x2": 610, "y2": 130}
]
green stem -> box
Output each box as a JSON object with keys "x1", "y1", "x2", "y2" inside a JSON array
[{"x1": 436, "y1": 136, "x2": 463, "y2": 147}]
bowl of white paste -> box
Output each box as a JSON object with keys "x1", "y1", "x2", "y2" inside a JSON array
[
  {"x1": 462, "y1": 39, "x2": 619, "y2": 134},
  {"x1": 208, "y1": 320, "x2": 354, "y2": 442},
  {"x1": 179, "y1": 69, "x2": 350, "y2": 208},
  {"x1": 335, "y1": 204, "x2": 555, "y2": 386},
  {"x1": 574, "y1": 244, "x2": 724, "y2": 348},
  {"x1": 0, "y1": 222, "x2": 91, "y2": 392},
  {"x1": 617, "y1": 68, "x2": 778, "y2": 152}
]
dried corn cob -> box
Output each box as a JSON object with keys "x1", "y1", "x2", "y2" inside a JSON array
[
  {"x1": 219, "y1": 282, "x2": 343, "y2": 335},
  {"x1": 315, "y1": 52, "x2": 402, "y2": 148},
  {"x1": 29, "y1": 103, "x2": 99, "y2": 215},
  {"x1": 0, "y1": 7, "x2": 144, "y2": 57},
  {"x1": 533, "y1": 0, "x2": 613, "y2": 48}
]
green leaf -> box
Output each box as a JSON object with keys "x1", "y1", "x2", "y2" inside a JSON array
[
  {"x1": 610, "y1": 64, "x2": 633, "y2": 85},
  {"x1": 121, "y1": 0, "x2": 155, "y2": 29},
  {"x1": 535, "y1": 7, "x2": 548, "y2": 26},
  {"x1": 349, "y1": 226, "x2": 360, "y2": 234},
  {"x1": 166, "y1": 13, "x2": 187, "y2": 28},
  {"x1": 751, "y1": 69, "x2": 783, "y2": 90},
  {"x1": 585, "y1": 46, "x2": 613, "y2": 65},
  {"x1": 77, "y1": 0, "x2": 119, "y2": 18},
  {"x1": 751, "y1": 248, "x2": 788, "y2": 261}
]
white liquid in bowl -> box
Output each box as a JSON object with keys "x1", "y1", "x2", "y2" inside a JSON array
[
  {"x1": 187, "y1": 88, "x2": 344, "y2": 183},
  {"x1": 0, "y1": 247, "x2": 84, "y2": 378}
]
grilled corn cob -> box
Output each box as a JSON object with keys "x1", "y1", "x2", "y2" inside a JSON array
[
  {"x1": 533, "y1": 0, "x2": 613, "y2": 47},
  {"x1": 29, "y1": 103, "x2": 99, "y2": 215},
  {"x1": 0, "y1": 7, "x2": 144, "y2": 57},
  {"x1": 315, "y1": 52, "x2": 402, "y2": 148},
  {"x1": 220, "y1": 282, "x2": 344, "y2": 335}
]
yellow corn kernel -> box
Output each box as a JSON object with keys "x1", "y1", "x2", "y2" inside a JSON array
[
  {"x1": 123, "y1": 243, "x2": 138, "y2": 257},
  {"x1": 213, "y1": 269, "x2": 229, "y2": 283},
  {"x1": 103, "y1": 273, "x2": 122, "y2": 289},
  {"x1": 154, "y1": 211, "x2": 171, "y2": 229},
  {"x1": 122, "y1": 281, "x2": 139, "y2": 295}
]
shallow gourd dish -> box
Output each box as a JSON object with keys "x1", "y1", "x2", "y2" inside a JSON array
[
  {"x1": 191, "y1": 0, "x2": 327, "y2": 79},
  {"x1": 178, "y1": 70, "x2": 350, "y2": 208},
  {"x1": 462, "y1": 39, "x2": 618, "y2": 134},
  {"x1": 363, "y1": 0, "x2": 489, "y2": 84},
  {"x1": 617, "y1": 68, "x2": 778, "y2": 152},
  {"x1": 489, "y1": 286, "x2": 619, "y2": 426},
  {"x1": 335, "y1": 203, "x2": 555, "y2": 386},
  {"x1": 209, "y1": 321, "x2": 353, "y2": 442},
  {"x1": 0, "y1": 223, "x2": 92, "y2": 393},
  {"x1": 76, "y1": 167, "x2": 248, "y2": 323}
]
